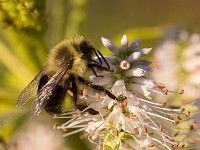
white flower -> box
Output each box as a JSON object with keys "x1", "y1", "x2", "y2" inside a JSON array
[
  {"x1": 55, "y1": 35, "x2": 192, "y2": 150},
  {"x1": 153, "y1": 31, "x2": 200, "y2": 104},
  {"x1": 9, "y1": 122, "x2": 64, "y2": 150}
]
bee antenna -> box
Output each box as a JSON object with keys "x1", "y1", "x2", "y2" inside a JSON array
[
  {"x1": 93, "y1": 49, "x2": 102, "y2": 65},
  {"x1": 96, "y1": 49, "x2": 111, "y2": 70}
]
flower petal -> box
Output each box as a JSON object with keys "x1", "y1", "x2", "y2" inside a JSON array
[
  {"x1": 126, "y1": 51, "x2": 141, "y2": 63},
  {"x1": 107, "y1": 105, "x2": 124, "y2": 124},
  {"x1": 136, "y1": 48, "x2": 152, "y2": 56},
  {"x1": 85, "y1": 121, "x2": 104, "y2": 133},
  {"x1": 125, "y1": 91, "x2": 139, "y2": 105},
  {"x1": 101, "y1": 37, "x2": 119, "y2": 54},
  {"x1": 108, "y1": 100, "x2": 115, "y2": 109},
  {"x1": 129, "y1": 38, "x2": 141, "y2": 50},
  {"x1": 111, "y1": 79, "x2": 126, "y2": 95},
  {"x1": 120, "y1": 35, "x2": 128, "y2": 50},
  {"x1": 90, "y1": 74, "x2": 113, "y2": 86},
  {"x1": 136, "y1": 65, "x2": 153, "y2": 72},
  {"x1": 131, "y1": 77, "x2": 156, "y2": 87},
  {"x1": 128, "y1": 83, "x2": 152, "y2": 99},
  {"x1": 125, "y1": 68, "x2": 146, "y2": 77}
]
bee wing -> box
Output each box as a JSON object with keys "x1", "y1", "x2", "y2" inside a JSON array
[
  {"x1": 31, "y1": 63, "x2": 71, "y2": 118},
  {"x1": 16, "y1": 66, "x2": 47, "y2": 108}
]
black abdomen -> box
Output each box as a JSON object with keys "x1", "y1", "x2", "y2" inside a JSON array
[
  {"x1": 44, "y1": 85, "x2": 66, "y2": 114},
  {"x1": 38, "y1": 75, "x2": 66, "y2": 115}
]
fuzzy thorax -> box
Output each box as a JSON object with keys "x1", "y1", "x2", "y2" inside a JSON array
[
  {"x1": 46, "y1": 39, "x2": 88, "y2": 77},
  {"x1": 70, "y1": 55, "x2": 87, "y2": 77}
]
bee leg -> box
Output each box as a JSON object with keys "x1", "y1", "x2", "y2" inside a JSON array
[
  {"x1": 91, "y1": 67, "x2": 103, "y2": 78},
  {"x1": 92, "y1": 59, "x2": 101, "y2": 64},
  {"x1": 93, "y1": 50, "x2": 102, "y2": 65},
  {"x1": 65, "y1": 75, "x2": 84, "y2": 112},
  {"x1": 93, "y1": 49, "x2": 111, "y2": 70},
  {"x1": 70, "y1": 75, "x2": 78, "y2": 106},
  {"x1": 89, "y1": 63, "x2": 114, "y2": 72},
  {"x1": 64, "y1": 76, "x2": 71, "y2": 90},
  {"x1": 88, "y1": 63, "x2": 114, "y2": 73},
  {"x1": 78, "y1": 77, "x2": 117, "y2": 100}
]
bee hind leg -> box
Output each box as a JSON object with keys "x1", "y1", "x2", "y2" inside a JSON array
[
  {"x1": 70, "y1": 76, "x2": 96, "y2": 114},
  {"x1": 68, "y1": 75, "x2": 78, "y2": 106}
]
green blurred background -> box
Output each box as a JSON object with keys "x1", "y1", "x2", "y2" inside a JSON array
[{"x1": 0, "y1": 0, "x2": 200, "y2": 149}]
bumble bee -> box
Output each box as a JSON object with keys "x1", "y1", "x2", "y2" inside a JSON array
[{"x1": 17, "y1": 36, "x2": 117, "y2": 118}]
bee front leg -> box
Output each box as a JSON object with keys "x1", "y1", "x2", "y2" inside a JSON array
[
  {"x1": 88, "y1": 63, "x2": 114, "y2": 72},
  {"x1": 88, "y1": 63, "x2": 114, "y2": 78},
  {"x1": 91, "y1": 67, "x2": 104, "y2": 78}
]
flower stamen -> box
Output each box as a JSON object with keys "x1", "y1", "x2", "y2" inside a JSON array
[
  {"x1": 143, "y1": 127, "x2": 148, "y2": 134},
  {"x1": 95, "y1": 93, "x2": 101, "y2": 99},
  {"x1": 179, "y1": 89, "x2": 184, "y2": 94},
  {"x1": 82, "y1": 89, "x2": 88, "y2": 96},
  {"x1": 114, "y1": 128, "x2": 119, "y2": 136},
  {"x1": 156, "y1": 82, "x2": 166, "y2": 88},
  {"x1": 77, "y1": 109, "x2": 83, "y2": 116},
  {"x1": 148, "y1": 143, "x2": 155, "y2": 147},
  {"x1": 131, "y1": 129, "x2": 139, "y2": 135},
  {"x1": 162, "y1": 89, "x2": 168, "y2": 95}
]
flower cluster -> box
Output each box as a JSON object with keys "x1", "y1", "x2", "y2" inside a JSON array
[
  {"x1": 0, "y1": 0, "x2": 46, "y2": 31},
  {"x1": 153, "y1": 30, "x2": 200, "y2": 105},
  {"x1": 55, "y1": 35, "x2": 193, "y2": 149}
]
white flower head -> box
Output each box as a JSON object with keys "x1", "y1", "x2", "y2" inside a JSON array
[
  {"x1": 55, "y1": 35, "x2": 193, "y2": 150},
  {"x1": 153, "y1": 31, "x2": 200, "y2": 103}
]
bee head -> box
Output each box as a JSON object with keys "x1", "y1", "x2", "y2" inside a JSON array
[{"x1": 79, "y1": 40, "x2": 95, "y2": 62}]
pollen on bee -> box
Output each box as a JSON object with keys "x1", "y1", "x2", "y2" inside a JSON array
[{"x1": 67, "y1": 90, "x2": 73, "y2": 96}]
